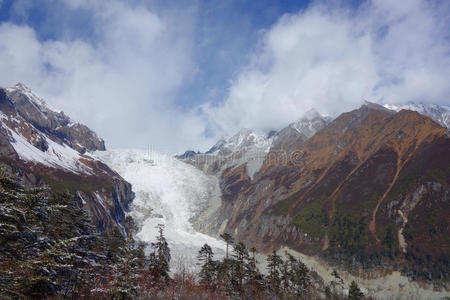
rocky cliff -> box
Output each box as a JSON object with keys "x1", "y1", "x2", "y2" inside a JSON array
[{"x1": 0, "y1": 84, "x2": 132, "y2": 232}]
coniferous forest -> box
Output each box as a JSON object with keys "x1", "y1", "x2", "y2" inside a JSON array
[{"x1": 0, "y1": 171, "x2": 366, "y2": 299}]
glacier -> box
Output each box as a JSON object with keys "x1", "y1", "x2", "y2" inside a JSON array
[{"x1": 93, "y1": 149, "x2": 225, "y2": 271}]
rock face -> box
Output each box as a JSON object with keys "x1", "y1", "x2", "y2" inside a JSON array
[
  {"x1": 182, "y1": 109, "x2": 331, "y2": 182},
  {"x1": 187, "y1": 102, "x2": 450, "y2": 282},
  {"x1": 5, "y1": 83, "x2": 105, "y2": 153},
  {"x1": 0, "y1": 83, "x2": 131, "y2": 232},
  {"x1": 183, "y1": 128, "x2": 275, "y2": 180}
]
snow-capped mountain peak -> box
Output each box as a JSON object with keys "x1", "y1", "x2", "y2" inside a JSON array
[
  {"x1": 384, "y1": 102, "x2": 450, "y2": 128},
  {"x1": 6, "y1": 82, "x2": 61, "y2": 114},
  {"x1": 288, "y1": 108, "x2": 331, "y2": 138},
  {"x1": 206, "y1": 128, "x2": 271, "y2": 156}
]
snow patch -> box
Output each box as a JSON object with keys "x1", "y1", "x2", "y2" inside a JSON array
[
  {"x1": 1, "y1": 114, "x2": 92, "y2": 174},
  {"x1": 384, "y1": 103, "x2": 450, "y2": 128}
]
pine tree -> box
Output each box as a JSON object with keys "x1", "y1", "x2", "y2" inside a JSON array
[
  {"x1": 266, "y1": 250, "x2": 283, "y2": 296},
  {"x1": 348, "y1": 280, "x2": 364, "y2": 300},
  {"x1": 245, "y1": 247, "x2": 264, "y2": 297},
  {"x1": 325, "y1": 285, "x2": 332, "y2": 299},
  {"x1": 112, "y1": 216, "x2": 142, "y2": 299},
  {"x1": 232, "y1": 242, "x2": 250, "y2": 292},
  {"x1": 220, "y1": 232, "x2": 234, "y2": 259},
  {"x1": 197, "y1": 243, "x2": 217, "y2": 288},
  {"x1": 149, "y1": 224, "x2": 171, "y2": 286},
  {"x1": 285, "y1": 252, "x2": 311, "y2": 296},
  {"x1": 218, "y1": 232, "x2": 235, "y2": 294},
  {"x1": 0, "y1": 170, "x2": 107, "y2": 298}
]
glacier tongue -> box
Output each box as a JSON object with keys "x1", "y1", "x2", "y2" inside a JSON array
[{"x1": 93, "y1": 149, "x2": 225, "y2": 271}]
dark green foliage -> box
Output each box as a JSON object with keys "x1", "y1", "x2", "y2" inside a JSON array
[
  {"x1": 266, "y1": 250, "x2": 283, "y2": 295},
  {"x1": 0, "y1": 170, "x2": 320, "y2": 298},
  {"x1": 325, "y1": 285, "x2": 332, "y2": 299},
  {"x1": 231, "y1": 242, "x2": 250, "y2": 292},
  {"x1": 0, "y1": 171, "x2": 148, "y2": 298},
  {"x1": 290, "y1": 196, "x2": 328, "y2": 237},
  {"x1": 197, "y1": 243, "x2": 217, "y2": 288},
  {"x1": 0, "y1": 171, "x2": 100, "y2": 297},
  {"x1": 383, "y1": 226, "x2": 395, "y2": 257},
  {"x1": 220, "y1": 232, "x2": 234, "y2": 259},
  {"x1": 197, "y1": 241, "x2": 315, "y2": 299},
  {"x1": 284, "y1": 252, "x2": 311, "y2": 296},
  {"x1": 328, "y1": 211, "x2": 367, "y2": 255},
  {"x1": 348, "y1": 280, "x2": 364, "y2": 300},
  {"x1": 149, "y1": 224, "x2": 171, "y2": 286}
]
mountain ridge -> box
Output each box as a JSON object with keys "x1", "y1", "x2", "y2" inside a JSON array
[
  {"x1": 0, "y1": 83, "x2": 132, "y2": 232},
  {"x1": 186, "y1": 101, "x2": 450, "y2": 284}
]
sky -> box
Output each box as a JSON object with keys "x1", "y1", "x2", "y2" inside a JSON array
[{"x1": 0, "y1": 0, "x2": 449, "y2": 153}]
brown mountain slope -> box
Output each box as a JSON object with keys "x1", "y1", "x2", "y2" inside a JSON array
[{"x1": 206, "y1": 103, "x2": 449, "y2": 280}]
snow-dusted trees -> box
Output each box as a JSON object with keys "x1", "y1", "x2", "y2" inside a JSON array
[
  {"x1": 267, "y1": 250, "x2": 283, "y2": 295},
  {"x1": 0, "y1": 171, "x2": 99, "y2": 297},
  {"x1": 148, "y1": 223, "x2": 171, "y2": 287},
  {"x1": 348, "y1": 280, "x2": 364, "y2": 300},
  {"x1": 0, "y1": 170, "x2": 321, "y2": 298},
  {"x1": 197, "y1": 243, "x2": 217, "y2": 288}
]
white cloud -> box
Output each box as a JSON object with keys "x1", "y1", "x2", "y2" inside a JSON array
[
  {"x1": 0, "y1": 0, "x2": 449, "y2": 152},
  {"x1": 204, "y1": 0, "x2": 450, "y2": 135},
  {"x1": 0, "y1": 0, "x2": 214, "y2": 153}
]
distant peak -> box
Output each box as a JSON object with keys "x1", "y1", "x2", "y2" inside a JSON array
[
  {"x1": 294, "y1": 108, "x2": 326, "y2": 123},
  {"x1": 10, "y1": 82, "x2": 34, "y2": 94},
  {"x1": 361, "y1": 100, "x2": 395, "y2": 114},
  {"x1": 235, "y1": 128, "x2": 252, "y2": 136},
  {"x1": 304, "y1": 108, "x2": 320, "y2": 119},
  {"x1": 15, "y1": 82, "x2": 29, "y2": 90},
  {"x1": 7, "y1": 82, "x2": 61, "y2": 114},
  {"x1": 383, "y1": 102, "x2": 450, "y2": 128}
]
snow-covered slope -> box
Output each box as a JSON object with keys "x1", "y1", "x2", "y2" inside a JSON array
[
  {"x1": 6, "y1": 83, "x2": 61, "y2": 114},
  {"x1": 207, "y1": 128, "x2": 272, "y2": 156},
  {"x1": 0, "y1": 112, "x2": 92, "y2": 174},
  {"x1": 384, "y1": 103, "x2": 450, "y2": 128},
  {"x1": 185, "y1": 128, "x2": 273, "y2": 179},
  {"x1": 289, "y1": 108, "x2": 332, "y2": 137},
  {"x1": 94, "y1": 149, "x2": 225, "y2": 270}
]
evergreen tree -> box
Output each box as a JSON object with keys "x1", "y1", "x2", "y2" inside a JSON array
[
  {"x1": 331, "y1": 269, "x2": 344, "y2": 287},
  {"x1": 285, "y1": 252, "x2": 311, "y2": 296},
  {"x1": 348, "y1": 280, "x2": 364, "y2": 300},
  {"x1": 220, "y1": 232, "x2": 234, "y2": 259},
  {"x1": 232, "y1": 242, "x2": 250, "y2": 292},
  {"x1": 325, "y1": 285, "x2": 332, "y2": 299},
  {"x1": 266, "y1": 250, "x2": 283, "y2": 295},
  {"x1": 0, "y1": 171, "x2": 103, "y2": 298},
  {"x1": 197, "y1": 243, "x2": 217, "y2": 288},
  {"x1": 280, "y1": 258, "x2": 292, "y2": 294},
  {"x1": 149, "y1": 224, "x2": 171, "y2": 286},
  {"x1": 245, "y1": 247, "x2": 264, "y2": 297},
  {"x1": 218, "y1": 232, "x2": 235, "y2": 295},
  {"x1": 112, "y1": 216, "x2": 142, "y2": 299}
]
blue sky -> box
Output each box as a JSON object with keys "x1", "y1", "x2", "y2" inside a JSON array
[
  {"x1": 0, "y1": 0, "x2": 316, "y2": 109},
  {"x1": 0, "y1": 0, "x2": 449, "y2": 152}
]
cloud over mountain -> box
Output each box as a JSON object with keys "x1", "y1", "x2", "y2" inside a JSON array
[
  {"x1": 204, "y1": 0, "x2": 450, "y2": 135},
  {"x1": 0, "y1": 0, "x2": 449, "y2": 152}
]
